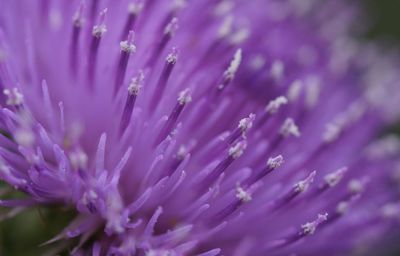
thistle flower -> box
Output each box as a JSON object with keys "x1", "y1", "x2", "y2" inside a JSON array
[{"x1": 0, "y1": 1, "x2": 399, "y2": 255}]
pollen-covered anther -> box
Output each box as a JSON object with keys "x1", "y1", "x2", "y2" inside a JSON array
[
  {"x1": 229, "y1": 140, "x2": 247, "y2": 159},
  {"x1": 381, "y1": 203, "x2": 400, "y2": 219},
  {"x1": 348, "y1": 179, "x2": 364, "y2": 195},
  {"x1": 224, "y1": 48, "x2": 242, "y2": 80},
  {"x1": 301, "y1": 213, "x2": 328, "y2": 235},
  {"x1": 82, "y1": 190, "x2": 98, "y2": 206},
  {"x1": 280, "y1": 118, "x2": 301, "y2": 138},
  {"x1": 166, "y1": 47, "x2": 178, "y2": 64},
  {"x1": 82, "y1": 191, "x2": 97, "y2": 207},
  {"x1": 173, "y1": 0, "x2": 187, "y2": 9},
  {"x1": 128, "y1": 1, "x2": 144, "y2": 15},
  {"x1": 120, "y1": 31, "x2": 136, "y2": 53},
  {"x1": 265, "y1": 96, "x2": 288, "y2": 114},
  {"x1": 238, "y1": 113, "x2": 255, "y2": 133},
  {"x1": 69, "y1": 149, "x2": 88, "y2": 170},
  {"x1": 3, "y1": 88, "x2": 24, "y2": 106},
  {"x1": 92, "y1": 8, "x2": 108, "y2": 38},
  {"x1": 346, "y1": 100, "x2": 367, "y2": 123},
  {"x1": 14, "y1": 129, "x2": 35, "y2": 147},
  {"x1": 236, "y1": 185, "x2": 252, "y2": 203},
  {"x1": 270, "y1": 60, "x2": 284, "y2": 82},
  {"x1": 127, "y1": 70, "x2": 144, "y2": 95},
  {"x1": 217, "y1": 48, "x2": 242, "y2": 92},
  {"x1": 250, "y1": 54, "x2": 266, "y2": 70},
  {"x1": 214, "y1": 0, "x2": 234, "y2": 16},
  {"x1": 305, "y1": 76, "x2": 321, "y2": 108},
  {"x1": 146, "y1": 249, "x2": 174, "y2": 256},
  {"x1": 336, "y1": 201, "x2": 349, "y2": 215},
  {"x1": 106, "y1": 218, "x2": 125, "y2": 235},
  {"x1": 229, "y1": 28, "x2": 250, "y2": 45},
  {"x1": 324, "y1": 167, "x2": 348, "y2": 187},
  {"x1": 267, "y1": 155, "x2": 284, "y2": 169},
  {"x1": 176, "y1": 145, "x2": 188, "y2": 160},
  {"x1": 178, "y1": 88, "x2": 192, "y2": 105},
  {"x1": 287, "y1": 80, "x2": 303, "y2": 102},
  {"x1": 294, "y1": 171, "x2": 316, "y2": 193},
  {"x1": 322, "y1": 123, "x2": 342, "y2": 143},
  {"x1": 164, "y1": 17, "x2": 179, "y2": 36},
  {"x1": 218, "y1": 15, "x2": 233, "y2": 38},
  {"x1": 72, "y1": 1, "x2": 85, "y2": 27},
  {"x1": 365, "y1": 135, "x2": 400, "y2": 160}
]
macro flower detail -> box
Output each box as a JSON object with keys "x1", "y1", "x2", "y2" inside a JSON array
[{"x1": 0, "y1": 0, "x2": 399, "y2": 255}]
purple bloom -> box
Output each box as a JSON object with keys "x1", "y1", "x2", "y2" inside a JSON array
[{"x1": 0, "y1": 0, "x2": 399, "y2": 255}]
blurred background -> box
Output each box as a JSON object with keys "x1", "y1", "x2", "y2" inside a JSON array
[
  {"x1": 365, "y1": 0, "x2": 400, "y2": 42},
  {"x1": 1, "y1": 1, "x2": 400, "y2": 255}
]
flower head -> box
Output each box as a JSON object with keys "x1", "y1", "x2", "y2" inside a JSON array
[{"x1": 0, "y1": 0, "x2": 399, "y2": 255}]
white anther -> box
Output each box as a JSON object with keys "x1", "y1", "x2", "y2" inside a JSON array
[
  {"x1": 4, "y1": 88, "x2": 24, "y2": 106},
  {"x1": 236, "y1": 185, "x2": 252, "y2": 203},
  {"x1": 381, "y1": 203, "x2": 400, "y2": 218},
  {"x1": 14, "y1": 129, "x2": 35, "y2": 147},
  {"x1": 265, "y1": 96, "x2": 288, "y2": 114},
  {"x1": 280, "y1": 118, "x2": 301, "y2": 137},
  {"x1": 69, "y1": 149, "x2": 88, "y2": 170},
  {"x1": 166, "y1": 48, "x2": 178, "y2": 64},
  {"x1": 249, "y1": 55, "x2": 266, "y2": 70},
  {"x1": 146, "y1": 249, "x2": 173, "y2": 256},
  {"x1": 49, "y1": 10, "x2": 62, "y2": 30},
  {"x1": 365, "y1": 135, "x2": 400, "y2": 160},
  {"x1": 305, "y1": 76, "x2": 320, "y2": 108},
  {"x1": 218, "y1": 15, "x2": 233, "y2": 38},
  {"x1": 120, "y1": 41, "x2": 136, "y2": 53},
  {"x1": 287, "y1": 80, "x2": 303, "y2": 101},
  {"x1": 92, "y1": 24, "x2": 107, "y2": 38},
  {"x1": 347, "y1": 101, "x2": 366, "y2": 123},
  {"x1": 173, "y1": 0, "x2": 187, "y2": 9},
  {"x1": 121, "y1": 40, "x2": 137, "y2": 54},
  {"x1": 301, "y1": 213, "x2": 328, "y2": 235},
  {"x1": 164, "y1": 17, "x2": 179, "y2": 36},
  {"x1": 214, "y1": 0, "x2": 234, "y2": 16},
  {"x1": 92, "y1": 25, "x2": 107, "y2": 38},
  {"x1": 120, "y1": 31, "x2": 136, "y2": 53},
  {"x1": 322, "y1": 123, "x2": 342, "y2": 143},
  {"x1": 336, "y1": 201, "x2": 349, "y2": 215},
  {"x1": 82, "y1": 189, "x2": 98, "y2": 205},
  {"x1": 270, "y1": 60, "x2": 284, "y2": 82},
  {"x1": 176, "y1": 145, "x2": 187, "y2": 160},
  {"x1": 72, "y1": 2, "x2": 85, "y2": 27},
  {"x1": 267, "y1": 155, "x2": 284, "y2": 169},
  {"x1": 229, "y1": 141, "x2": 247, "y2": 159},
  {"x1": 128, "y1": 2, "x2": 144, "y2": 15},
  {"x1": 229, "y1": 28, "x2": 249, "y2": 45},
  {"x1": 178, "y1": 89, "x2": 192, "y2": 105},
  {"x1": 238, "y1": 113, "x2": 255, "y2": 133},
  {"x1": 224, "y1": 48, "x2": 242, "y2": 79},
  {"x1": 348, "y1": 179, "x2": 364, "y2": 194},
  {"x1": 294, "y1": 171, "x2": 316, "y2": 193},
  {"x1": 128, "y1": 70, "x2": 144, "y2": 95},
  {"x1": 92, "y1": 9, "x2": 108, "y2": 38},
  {"x1": 324, "y1": 167, "x2": 347, "y2": 187}
]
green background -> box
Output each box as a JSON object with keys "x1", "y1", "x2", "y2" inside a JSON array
[{"x1": 365, "y1": 0, "x2": 400, "y2": 41}]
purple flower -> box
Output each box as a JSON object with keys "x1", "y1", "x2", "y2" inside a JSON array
[{"x1": 0, "y1": 0, "x2": 399, "y2": 255}]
